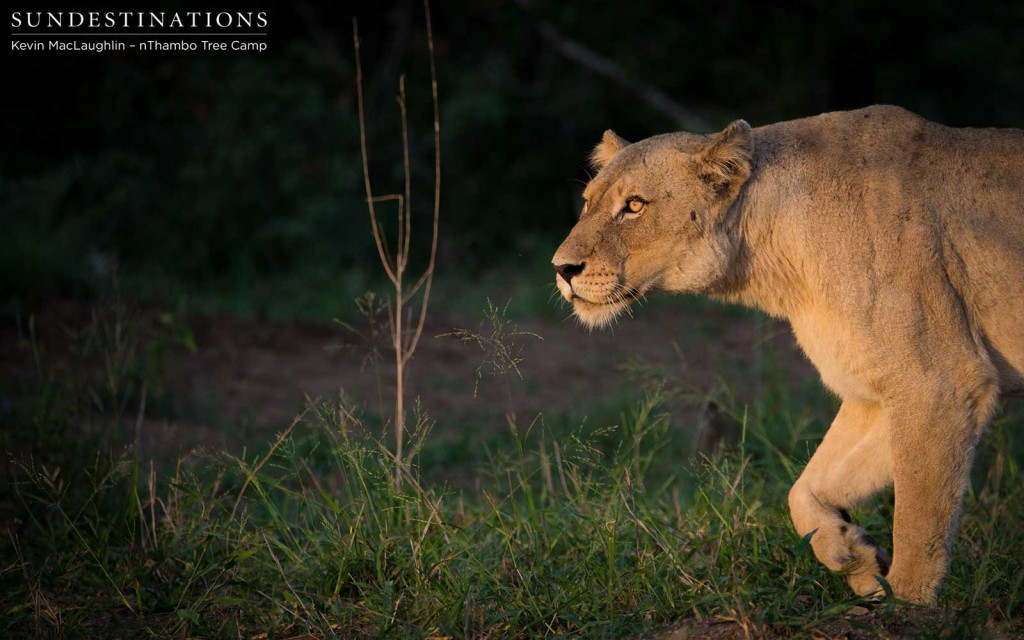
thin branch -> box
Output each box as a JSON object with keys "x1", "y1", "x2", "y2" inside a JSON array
[
  {"x1": 371, "y1": 194, "x2": 405, "y2": 271},
  {"x1": 513, "y1": 0, "x2": 710, "y2": 132},
  {"x1": 393, "y1": 70, "x2": 410, "y2": 492},
  {"x1": 384, "y1": 297, "x2": 400, "y2": 352},
  {"x1": 404, "y1": 0, "x2": 442, "y2": 361},
  {"x1": 352, "y1": 0, "x2": 442, "y2": 491},
  {"x1": 399, "y1": 75, "x2": 413, "y2": 270},
  {"x1": 402, "y1": 266, "x2": 432, "y2": 305},
  {"x1": 353, "y1": 19, "x2": 399, "y2": 285}
]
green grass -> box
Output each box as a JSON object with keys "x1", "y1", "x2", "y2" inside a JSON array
[{"x1": 1, "y1": 301, "x2": 1023, "y2": 639}]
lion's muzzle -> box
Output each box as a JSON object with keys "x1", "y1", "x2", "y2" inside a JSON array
[
  {"x1": 552, "y1": 260, "x2": 585, "y2": 303},
  {"x1": 553, "y1": 261, "x2": 585, "y2": 284}
]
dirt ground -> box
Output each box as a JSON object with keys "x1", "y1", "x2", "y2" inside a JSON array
[
  {"x1": 0, "y1": 299, "x2": 819, "y2": 458},
  {"x1": 638, "y1": 605, "x2": 984, "y2": 640}
]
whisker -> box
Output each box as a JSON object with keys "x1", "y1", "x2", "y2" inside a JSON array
[{"x1": 574, "y1": 163, "x2": 595, "y2": 182}]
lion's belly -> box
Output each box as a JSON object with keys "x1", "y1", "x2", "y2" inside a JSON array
[{"x1": 789, "y1": 311, "x2": 881, "y2": 402}]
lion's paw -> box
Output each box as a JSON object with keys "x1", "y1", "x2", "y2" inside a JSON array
[{"x1": 842, "y1": 527, "x2": 891, "y2": 597}]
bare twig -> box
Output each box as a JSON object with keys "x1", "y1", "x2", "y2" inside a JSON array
[
  {"x1": 399, "y1": 76, "x2": 412, "y2": 270},
  {"x1": 354, "y1": 21, "x2": 398, "y2": 286},
  {"x1": 513, "y1": 0, "x2": 710, "y2": 132},
  {"x1": 353, "y1": 0, "x2": 442, "y2": 491},
  {"x1": 404, "y1": 0, "x2": 442, "y2": 361},
  {"x1": 371, "y1": 194, "x2": 404, "y2": 272}
]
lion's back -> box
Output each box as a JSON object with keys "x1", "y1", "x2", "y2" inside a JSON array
[{"x1": 762, "y1": 106, "x2": 1024, "y2": 391}]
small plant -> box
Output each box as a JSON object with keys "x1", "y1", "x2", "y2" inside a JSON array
[
  {"x1": 353, "y1": 0, "x2": 441, "y2": 490},
  {"x1": 441, "y1": 298, "x2": 541, "y2": 421}
]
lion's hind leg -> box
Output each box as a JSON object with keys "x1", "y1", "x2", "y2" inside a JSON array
[
  {"x1": 885, "y1": 372, "x2": 998, "y2": 604},
  {"x1": 788, "y1": 400, "x2": 893, "y2": 597}
]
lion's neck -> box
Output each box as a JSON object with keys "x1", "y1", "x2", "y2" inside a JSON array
[{"x1": 707, "y1": 151, "x2": 810, "y2": 320}]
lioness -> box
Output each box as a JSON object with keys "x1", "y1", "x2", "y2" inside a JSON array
[{"x1": 552, "y1": 105, "x2": 1024, "y2": 604}]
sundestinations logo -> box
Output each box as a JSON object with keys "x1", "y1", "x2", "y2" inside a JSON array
[
  {"x1": 11, "y1": 11, "x2": 269, "y2": 30},
  {"x1": 10, "y1": 10, "x2": 270, "y2": 53}
]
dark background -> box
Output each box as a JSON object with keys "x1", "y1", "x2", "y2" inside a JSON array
[{"x1": 3, "y1": 0, "x2": 1023, "y2": 317}]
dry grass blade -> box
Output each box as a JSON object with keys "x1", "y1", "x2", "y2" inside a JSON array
[{"x1": 229, "y1": 406, "x2": 313, "y2": 523}]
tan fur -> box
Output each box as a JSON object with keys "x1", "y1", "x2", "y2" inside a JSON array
[
  {"x1": 552, "y1": 105, "x2": 1024, "y2": 604},
  {"x1": 590, "y1": 129, "x2": 630, "y2": 171}
]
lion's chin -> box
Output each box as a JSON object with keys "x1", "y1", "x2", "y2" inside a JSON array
[{"x1": 571, "y1": 297, "x2": 631, "y2": 328}]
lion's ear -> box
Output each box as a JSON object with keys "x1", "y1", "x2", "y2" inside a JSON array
[
  {"x1": 590, "y1": 129, "x2": 630, "y2": 171},
  {"x1": 694, "y1": 119, "x2": 753, "y2": 195}
]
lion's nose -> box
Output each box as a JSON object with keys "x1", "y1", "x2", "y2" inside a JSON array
[{"x1": 554, "y1": 261, "x2": 585, "y2": 284}]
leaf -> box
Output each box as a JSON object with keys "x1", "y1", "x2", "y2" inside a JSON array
[{"x1": 176, "y1": 607, "x2": 200, "y2": 625}]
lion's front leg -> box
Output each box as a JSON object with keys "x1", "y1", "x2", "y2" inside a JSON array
[{"x1": 789, "y1": 400, "x2": 894, "y2": 598}]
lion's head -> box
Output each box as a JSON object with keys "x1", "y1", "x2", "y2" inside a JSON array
[{"x1": 551, "y1": 120, "x2": 754, "y2": 327}]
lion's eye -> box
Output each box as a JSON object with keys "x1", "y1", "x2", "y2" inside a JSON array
[{"x1": 617, "y1": 197, "x2": 646, "y2": 220}]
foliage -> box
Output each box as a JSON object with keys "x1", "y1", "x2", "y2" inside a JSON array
[{"x1": 440, "y1": 299, "x2": 541, "y2": 401}]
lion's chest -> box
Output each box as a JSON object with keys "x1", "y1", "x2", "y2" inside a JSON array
[{"x1": 789, "y1": 310, "x2": 880, "y2": 402}]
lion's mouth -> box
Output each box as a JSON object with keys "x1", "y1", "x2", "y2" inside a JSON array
[
  {"x1": 564, "y1": 284, "x2": 651, "y2": 328},
  {"x1": 571, "y1": 286, "x2": 643, "y2": 306},
  {"x1": 555, "y1": 273, "x2": 653, "y2": 327}
]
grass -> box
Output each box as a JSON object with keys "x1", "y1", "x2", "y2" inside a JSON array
[{"x1": 1, "y1": 295, "x2": 1022, "y2": 639}]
